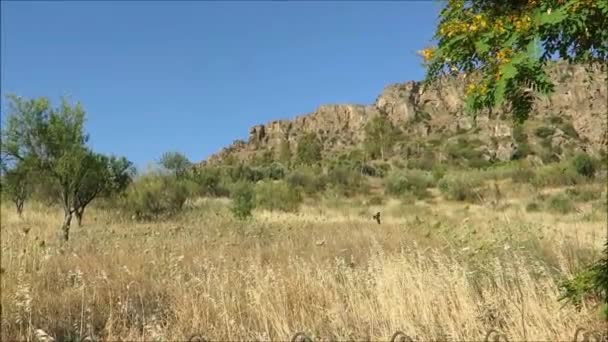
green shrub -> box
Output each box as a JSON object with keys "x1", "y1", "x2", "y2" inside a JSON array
[
  {"x1": 265, "y1": 162, "x2": 287, "y2": 180},
  {"x1": 546, "y1": 193, "x2": 576, "y2": 214},
  {"x1": 367, "y1": 195, "x2": 384, "y2": 206},
  {"x1": 438, "y1": 175, "x2": 486, "y2": 203},
  {"x1": 511, "y1": 166, "x2": 536, "y2": 184},
  {"x1": 285, "y1": 166, "x2": 326, "y2": 195},
  {"x1": 525, "y1": 201, "x2": 541, "y2": 212},
  {"x1": 571, "y1": 153, "x2": 596, "y2": 178},
  {"x1": 190, "y1": 167, "x2": 228, "y2": 197},
  {"x1": 327, "y1": 165, "x2": 369, "y2": 196},
  {"x1": 123, "y1": 175, "x2": 190, "y2": 220},
  {"x1": 254, "y1": 180, "x2": 302, "y2": 212},
  {"x1": 384, "y1": 169, "x2": 435, "y2": 199},
  {"x1": 431, "y1": 164, "x2": 447, "y2": 181},
  {"x1": 444, "y1": 137, "x2": 490, "y2": 169},
  {"x1": 534, "y1": 126, "x2": 555, "y2": 139},
  {"x1": 547, "y1": 115, "x2": 564, "y2": 125},
  {"x1": 559, "y1": 122, "x2": 579, "y2": 138},
  {"x1": 565, "y1": 187, "x2": 602, "y2": 202},
  {"x1": 531, "y1": 164, "x2": 583, "y2": 188},
  {"x1": 296, "y1": 133, "x2": 323, "y2": 165},
  {"x1": 230, "y1": 182, "x2": 255, "y2": 219}
]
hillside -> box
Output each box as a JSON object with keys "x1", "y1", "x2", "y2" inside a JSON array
[{"x1": 200, "y1": 61, "x2": 607, "y2": 167}]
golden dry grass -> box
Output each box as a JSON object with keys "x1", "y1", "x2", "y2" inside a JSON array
[{"x1": 1, "y1": 188, "x2": 606, "y2": 342}]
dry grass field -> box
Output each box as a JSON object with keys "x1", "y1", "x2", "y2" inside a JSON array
[{"x1": 1, "y1": 181, "x2": 607, "y2": 341}]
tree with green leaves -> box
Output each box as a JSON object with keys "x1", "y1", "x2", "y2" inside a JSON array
[
  {"x1": 364, "y1": 114, "x2": 399, "y2": 160},
  {"x1": 1, "y1": 95, "x2": 131, "y2": 241},
  {"x1": 74, "y1": 154, "x2": 135, "y2": 226},
  {"x1": 422, "y1": 0, "x2": 607, "y2": 122},
  {"x1": 278, "y1": 138, "x2": 292, "y2": 166},
  {"x1": 296, "y1": 133, "x2": 323, "y2": 166},
  {"x1": 159, "y1": 151, "x2": 191, "y2": 178},
  {"x1": 0, "y1": 160, "x2": 31, "y2": 216}
]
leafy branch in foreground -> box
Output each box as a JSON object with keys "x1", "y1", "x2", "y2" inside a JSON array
[{"x1": 422, "y1": 0, "x2": 607, "y2": 122}]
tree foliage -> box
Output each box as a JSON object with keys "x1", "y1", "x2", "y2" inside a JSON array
[
  {"x1": 1, "y1": 95, "x2": 133, "y2": 241},
  {"x1": 159, "y1": 151, "x2": 191, "y2": 178},
  {"x1": 296, "y1": 133, "x2": 323, "y2": 166},
  {"x1": 364, "y1": 114, "x2": 399, "y2": 160},
  {"x1": 0, "y1": 160, "x2": 31, "y2": 216},
  {"x1": 422, "y1": 0, "x2": 608, "y2": 122}
]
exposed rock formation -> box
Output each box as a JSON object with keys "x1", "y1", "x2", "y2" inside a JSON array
[{"x1": 201, "y1": 61, "x2": 607, "y2": 166}]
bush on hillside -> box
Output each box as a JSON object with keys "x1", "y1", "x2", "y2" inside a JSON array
[
  {"x1": 546, "y1": 193, "x2": 577, "y2": 214},
  {"x1": 571, "y1": 153, "x2": 596, "y2": 178},
  {"x1": 286, "y1": 166, "x2": 326, "y2": 195},
  {"x1": 534, "y1": 126, "x2": 555, "y2": 139},
  {"x1": 531, "y1": 163, "x2": 583, "y2": 188},
  {"x1": 385, "y1": 169, "x2": 435, "y2": 199},
  {"x1": 327, "y1": 165, "x2": 369, "y2": 196},
  {"x1": 230, "y1": 182, "x2": 255, "y2": 220},
  {"x1": 123, "y1": 175, "x2": 190, "y2": 221},
  {"x1": 254, "y1": 180, "x2": 302, "y2": 212},
  {"x1": 438, "y1": 175, "x2": 486, "y2": 203}
]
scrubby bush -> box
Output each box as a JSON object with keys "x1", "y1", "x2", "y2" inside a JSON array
[
  {"x1": 571, "y1": 153, "x2": 596, "y2": 178},
  {"x1": 444, "y1": 137, "x2": 490, "y2": 169},
  {"x1": 190, "y1": 167, "x2": 228, "y2": 197},
  {"x1": 265, "y1": 162, "x2": 287, "y2": 180},
  {"x1": 525, "y1": 201, "x2": 541, "y2": 212},
  {"x1": 385, "y1": 169, "x2": 435, "y2": 199},
  {"x1": 431, "y1": 164, "x2": 447, "y2": 181},
  {"x1": 531, "y1": 163, "x2": 583, "y2": 188},
  {"x1": 546, "y1": 193, "x2": 577, "y2": 214},
  {"x1": 565, "y1": 187, "x2": 602, "y2": 202},
  {"x1": 123, "y1": 175, "x2": 190, "y2": 221},
  {"x1": 327, "y1": 165, "x2": 369, "y2": 196},
  {"x1": 230, "y1": 182, "x2": 255, "y2": 219},
  {"x1": 511, "y1": 166, "x2": 536, "y2": 184},
  {"x1": 366, "y1": 195, "x2": 384, "y2": 206},
  {"x1": 286, "y1": 166, "x2": 326, "y2": 195},
  {"x1": 296, "y1": 133, "x2": 323, "y2": 165},
  {"x1": 438, "y1": 175, "x2": 485, "y2": 203},
  {"x1": 534, "y1": 126, "x2": 555, "y2": 139},
  {"x1": 254, "y1": 180, "x2": 302, "y2": 212}
]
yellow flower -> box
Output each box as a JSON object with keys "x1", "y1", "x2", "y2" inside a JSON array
[{"x1": 418, "y1": 47, "x2": 436, "y2": 62}]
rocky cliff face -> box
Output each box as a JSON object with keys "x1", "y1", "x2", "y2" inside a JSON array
[{"x1": 201, "y1": 61, "x2": 607, "y2": 166}]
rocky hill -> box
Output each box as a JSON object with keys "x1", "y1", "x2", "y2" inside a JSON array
[{"x1": 200, "y1": 61, "x2": 607, "y2": 167}]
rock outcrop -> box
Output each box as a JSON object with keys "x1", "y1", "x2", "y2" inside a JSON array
[{"x1": 201, "y1": 61, "x2": 607, "y2": 166}]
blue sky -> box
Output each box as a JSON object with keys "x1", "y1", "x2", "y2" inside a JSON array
[{"x1": 1, "y1": 1, "x2": 441, "y2": 170}]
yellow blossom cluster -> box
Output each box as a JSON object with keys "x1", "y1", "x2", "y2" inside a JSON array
[
  {"x1": 513, "y1": 15, "x2": 532, "y2": 32},
  {"x1": 570, "y1": 0, "x2": 597, "y2": 12},
  {"x1": 496, "y1": 47, "x2": 512, "y2": 64},
  {"x1": 466, "y1": 82, "x2": 488, "y2": 96},
  {"x1": 440, "y1": 13, "x2": 488, "y2": 37},
  {"x1": 419, "y1": 47, "x2": 436, "y2": 62}
]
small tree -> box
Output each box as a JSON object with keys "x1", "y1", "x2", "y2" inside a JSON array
[
  {"x1": 159, "y1": 151, "x2": 191, "y2": 178},
  {"x1": 230, "y1": 182, "x2": 255, "y2": 220},
  {"x1": 0, "y1": 160, "x2": 31, "y2": 216},
  {"x1": 278, "y1": 138, "x2": 292, "y2": 166},
  {"x1": 364, "y1": 114, "x2": 398, "y2": 160},
  {"x1": 1, "y1": 95, "x2": 98, "y2": 241},
  {"x1": 74, "y1": 154, "x2": 134, "y2": 226},
  {"x1": 296, "y1": 133, "x2": 323, "y2": 166}
]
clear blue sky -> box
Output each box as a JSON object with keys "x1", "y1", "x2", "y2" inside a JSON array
[{"x1": 1, "y1": 1, "x2": 441, "y2": 170}]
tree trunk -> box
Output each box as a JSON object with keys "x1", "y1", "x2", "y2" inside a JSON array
[
  {"x1": 15, "y1": 200, "x2": 24, "y2": 217},
  {"x1": 75, "y1": 208, "x2": 84, "y2": 227},
  {"x1": 61, "y1": 212, "x2": 73, "y2": 242}
]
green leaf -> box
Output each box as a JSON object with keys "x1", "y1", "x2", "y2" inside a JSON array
[
  {"x1": 474, "y1": 39, "x2": 491, "y2": 55},
  {"x1": 526, "y1": 36, "x2": 541, "y2": 60},
  {"x1": 536, "y1": 6, "x2": 568, "y2": 26},
  {"x1": 494, "y1": 77, "x2": 507, "y2": 107}
]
